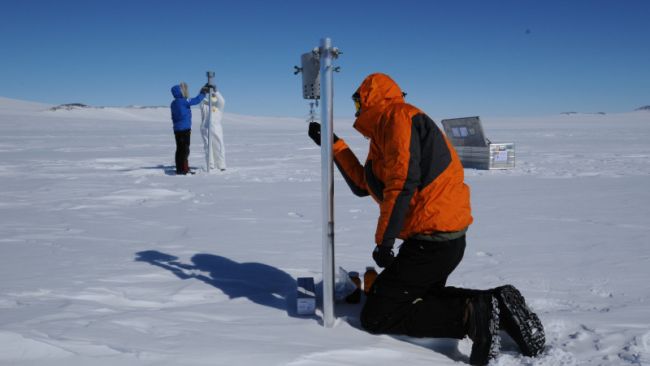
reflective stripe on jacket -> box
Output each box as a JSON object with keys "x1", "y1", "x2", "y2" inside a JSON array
[{"x1": 333, "y1": 73, "x2": 472, "y2": 245}]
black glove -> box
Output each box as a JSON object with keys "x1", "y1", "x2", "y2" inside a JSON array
[
  {"x1": 203, "y1": 83, "x2": 216, "y2": 91},
  {"x1": 200, "y1": 86, "x2": 210, "y2": 94},
  {"x1": 308, "y1": 122, "x2": 339, "y2": 146},
  {"x1": 372, "y1": 244, "x2": 395, "y2": 268}
]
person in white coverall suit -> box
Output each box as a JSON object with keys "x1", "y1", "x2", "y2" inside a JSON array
[{"x1": 200, "y1": 90, "x2": 226, "y2": 171}]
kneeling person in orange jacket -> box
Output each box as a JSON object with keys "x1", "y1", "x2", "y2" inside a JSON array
[{"x1": 307, "y1": 73, "x2": 545, "y2": 365}]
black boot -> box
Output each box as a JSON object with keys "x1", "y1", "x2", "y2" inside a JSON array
[
  {"x1": 466, "y1": 294, "x2": 501, "y2": 365},
  {"x1": 494, "y1": 285, "x2": 545, "y2": 357}
]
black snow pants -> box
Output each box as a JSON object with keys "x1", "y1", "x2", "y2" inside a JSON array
[
  {"x1": 361, "y1": 236, "x2": 475, "y2": 339},
  {"x1": 174, "y1": 129, "x2": 191, "y2": 174}
]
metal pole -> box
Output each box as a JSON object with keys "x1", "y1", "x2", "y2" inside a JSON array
[
  {"x1": 206, "y1": 71, "x2": 215, "y2": 173},
  {"x1": 320, "y1": 37, "x2": 335, "y2": 328}
]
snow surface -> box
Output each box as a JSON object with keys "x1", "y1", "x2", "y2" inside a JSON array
[{"x1": 1, "y1": 96, "x2": 649, "y2": 365}]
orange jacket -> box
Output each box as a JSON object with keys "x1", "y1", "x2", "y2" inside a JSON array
[{"x1": 333, "y1": 73, "x2": 472, "y2": 246}]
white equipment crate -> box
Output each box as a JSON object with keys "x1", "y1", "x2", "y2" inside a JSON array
[{"x1": 441, "y1": 116, "x2": 515, "y2": 170}]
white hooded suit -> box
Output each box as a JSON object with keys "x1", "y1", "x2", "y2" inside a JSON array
[{"x1": 200, "y1": 91, "x2": 226, "y2": 170}]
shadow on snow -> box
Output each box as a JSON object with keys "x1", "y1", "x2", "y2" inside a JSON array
[
  {"x1": 135, "y1": 250, "x2": 304, "y2": 318},
  {"x1": 134, "y1": 250, "x2": 477, "y2": 362},
  {"x1": 121, "y1": 165, "x2": 201, "y2": 175}
]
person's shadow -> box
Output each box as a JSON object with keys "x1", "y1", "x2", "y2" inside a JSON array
[
  {"x1": 135, "y1": 250, "x2": 305, "y2": 318},
  {"x1": 134, "y1": 250, "x2": 479, "y2": 361},
  {"x1": 119, "y1": 165, "x2": 202, "y2": 175}
]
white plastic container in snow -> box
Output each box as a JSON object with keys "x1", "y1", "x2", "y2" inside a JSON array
[{"x1": 296, "y1": 277, "x2": 316, "y2": 315}]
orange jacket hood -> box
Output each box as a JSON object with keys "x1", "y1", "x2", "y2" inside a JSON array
[{"x1": 353, "y1": 73, "x2": 405, "y2": 138}]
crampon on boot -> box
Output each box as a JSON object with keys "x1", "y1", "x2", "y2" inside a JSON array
[{"x1": 494, "y1": 285, "x2": 545, "y2": 357}]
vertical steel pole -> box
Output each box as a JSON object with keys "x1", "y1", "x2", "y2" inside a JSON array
[
  {"x1": 206, "y1": 71, "x2": 215, "y2": 173},
  {"x1": 320, "y1": 37, "x2": 335, "y2": 328}
]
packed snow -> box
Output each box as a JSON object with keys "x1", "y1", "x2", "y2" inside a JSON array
[{"x1": 1, "y1": 96, "x2": 649, "y2": 365}]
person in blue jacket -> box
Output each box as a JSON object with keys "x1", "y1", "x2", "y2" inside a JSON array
[{"x1": 170, "y1": 82, "x2": 210, "y2": 174}]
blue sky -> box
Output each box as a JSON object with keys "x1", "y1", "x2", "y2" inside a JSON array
[{"x1": 1, "y1": 0, "x2": 648, "y2": 118}]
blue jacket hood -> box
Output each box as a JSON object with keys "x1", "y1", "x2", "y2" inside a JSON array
[{"x1": 171, "y1": 85, "x2": 184, "y2": 99}]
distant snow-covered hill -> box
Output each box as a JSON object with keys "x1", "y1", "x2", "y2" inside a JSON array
[{"x1": 0, "y1": 96, "x2": 52, "y2": 112}]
